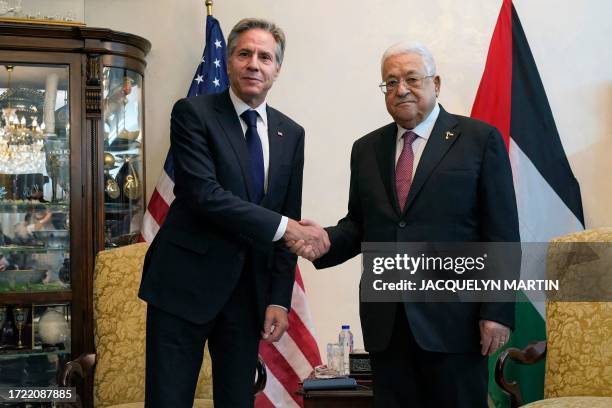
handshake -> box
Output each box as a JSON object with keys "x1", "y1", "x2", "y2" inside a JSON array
[{"x1": 283, "y1": 219, "x2": 330, "y2": 261}]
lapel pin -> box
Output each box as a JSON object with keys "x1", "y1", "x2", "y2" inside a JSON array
[
  {"x1": 445, "y1": 131, "x2": 454, "y2": 140},
  {"x1": 277, "y1": 131, "x2": 283, "y2": 137}
]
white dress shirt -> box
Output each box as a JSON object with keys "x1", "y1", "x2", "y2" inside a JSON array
[
  {"x1": 228, "y1": 89, "x2": 288, "y2": 242},
  {"x1": 394, "y1": 103, "x2": 441, "y2": 175}
]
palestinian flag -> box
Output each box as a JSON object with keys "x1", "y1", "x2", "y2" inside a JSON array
[{"x1": 470, "y1": 0, "x2": 584, "y2": 406}]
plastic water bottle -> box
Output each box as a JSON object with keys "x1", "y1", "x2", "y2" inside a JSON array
[{"x1": 338, "y1": 325, "x2": 354, "y2": 375}]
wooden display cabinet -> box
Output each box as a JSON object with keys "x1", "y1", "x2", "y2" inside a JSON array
[{"x1": 0, "y1": 22, "x2": 150, "y2": 407}]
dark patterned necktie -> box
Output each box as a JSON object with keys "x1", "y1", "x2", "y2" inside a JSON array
[
  {"x1": 240, "y1": 110, "x2": 265, "y2": 203},
  {"x1": 395, "y1": 130, "x2": 418, "y2": 211}
]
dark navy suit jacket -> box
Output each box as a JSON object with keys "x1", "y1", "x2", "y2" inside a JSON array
[
  {"x1": 139, "y1": 90, "x2": 304, "y2": 325},
  {"x1": 315, "y1": 105, "x2": 519, "y2": 353}
]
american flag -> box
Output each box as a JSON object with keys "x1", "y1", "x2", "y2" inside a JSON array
[{"x1": 141, "y1": 15, "x2": 322, "y2": 407}]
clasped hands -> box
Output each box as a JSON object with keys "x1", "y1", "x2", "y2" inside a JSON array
[{"x1": 283, "y1": 219, "x2": 330, "y2": 261}]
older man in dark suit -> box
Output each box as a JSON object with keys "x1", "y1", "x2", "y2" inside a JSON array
[
  {"x1": 291, "y1": 42, "x2": 519, "y2": 408},
  {"x1": 139, "y1": 18, "x2": 328, "y2": 408}
]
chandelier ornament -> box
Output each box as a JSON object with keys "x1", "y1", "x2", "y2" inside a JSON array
[{"x1": 0, "y1": 65, "x2": 45, "y2": 174}]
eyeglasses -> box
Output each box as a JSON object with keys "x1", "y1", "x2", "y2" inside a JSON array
[{"x1": 379, "y1": 75, "x2": 434, "y2": 94}]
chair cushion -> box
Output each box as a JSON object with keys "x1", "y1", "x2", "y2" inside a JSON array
[
  {"x1": 544, "y1": 302, "x2": 612, "y2": 398},
  {"x1": 522, "y1": 396, "x2": 612, "y2": 408},
  {"x1": 93, "y1": 243, "x2": 213, "y2": 407},
  {"x1": 107, "y1": 398, "x2": 214, "y2": 408},
  {"x1": 544, "y1": 229, "x2": 612, "y2": 398}
]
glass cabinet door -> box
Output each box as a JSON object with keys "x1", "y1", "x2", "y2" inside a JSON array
[
  {"x1": 0, "y1": 63, "x2": 71, "y2": 386},
  {"x1": 102, "y1": 67, "x2": 144, "y2": 248}
]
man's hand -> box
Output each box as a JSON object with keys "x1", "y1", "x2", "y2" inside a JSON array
[
  {"x1": 479, "y1": 320, "x2": 510, "y2": 356},
  {"x1": 261, "y1": 306, "x2": 289, "y2": 343},
  {"x1": 284, "y1": 219, "x2": 330, "y2": 260}
]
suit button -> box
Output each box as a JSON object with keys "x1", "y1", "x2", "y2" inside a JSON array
[{"x1": 398, "y1": 221, "x2": 407, "y2": 228}]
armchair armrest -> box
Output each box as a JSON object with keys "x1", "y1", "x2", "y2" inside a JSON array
[
  {"x1": 495, "y1": 341, "x2": 547, "y2": 408},
  {"x1": 59, "y1": 352, "x2": 264, "y2": 403},
  {"x1": 56, "y1": 354, "x2": 95, "y2": 408},
  {"x1": 59, "y1": 353, "x2": 96, "y2": 387}
]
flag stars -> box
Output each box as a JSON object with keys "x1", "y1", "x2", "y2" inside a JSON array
[
  {"x1": 213, "y1": 58, "x2": 221, "y2": 68},
  {"x1": 212, "y1": 78, "x2": 220, "y2": 87},
  {"x1": 201, "y1": 56, "x2": 205, "y2": 63},
  {"x1": 214, "y1": 39, "x2": 222, "y2": 48},
  {"x1": 194, "y1": 75, "x2": 204, "y2": 84}
]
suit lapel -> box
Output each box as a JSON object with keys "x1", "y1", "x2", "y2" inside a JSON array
[
  {"x1": 402, "y1": 106, "x2": 460, "y2": 215},
  {"x1": 261, "y1": 107, "x2": 285, "y2": 208},
  {"x1": 214, "y1": 91, "x2": 255, "y2": 201},
  {"x1": 374, "y1": 123, "x2": 402, "y2": 215}
]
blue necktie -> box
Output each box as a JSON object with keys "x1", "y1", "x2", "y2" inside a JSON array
[{"x1": 240, "y1": 110, "x2": 265, "y2": 204}]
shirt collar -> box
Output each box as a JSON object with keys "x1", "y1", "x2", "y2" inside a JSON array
[
  {"x1": 229, "y1": 87, "x2": 268, "y2": 126},
  {"x1": 396, "y1": 102, "x2": 440, "y2": 141}
]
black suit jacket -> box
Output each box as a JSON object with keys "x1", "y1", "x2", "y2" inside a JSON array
[
  {"x1": 315, "y1": 105, "x2": 519, "y2": 353},
  {"x1": 139, "y1": 90, "x2": 304, "y2": 325}
]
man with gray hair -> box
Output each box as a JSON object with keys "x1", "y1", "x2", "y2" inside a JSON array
[
  {"x1": 140, "y1": 18, "x2": 328, "y2": 407},
  {"x1": 290, "y1": 42, "x2": 519, "y2": 407}
]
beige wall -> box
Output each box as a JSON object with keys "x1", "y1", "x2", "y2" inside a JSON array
[{"x1": 86, "y1": 0, "x2": 612, "y2": 358}]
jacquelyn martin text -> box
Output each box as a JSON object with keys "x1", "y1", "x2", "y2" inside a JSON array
[{"x1": 372, "y1": 279, "x2": 559, "y2": 292}]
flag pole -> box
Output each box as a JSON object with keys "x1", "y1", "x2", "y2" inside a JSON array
[{"x1": 206, "y1": 0, "x2": 213, "y2": 16}]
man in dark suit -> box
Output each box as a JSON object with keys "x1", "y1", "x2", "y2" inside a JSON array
[
  {"x1": 139, "y1": 18, "x2": 328, "y2": 408},
  {"x1": 291, "y1": 42, "x2": 519, "y2": 407}
]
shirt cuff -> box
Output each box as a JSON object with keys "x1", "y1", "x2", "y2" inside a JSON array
[
  {"x1": 268, "y1": 304, "x2": 288, "y2": 312},
  {"x1": 272, "y1": 216, "x2": 288, "y2": 242}
]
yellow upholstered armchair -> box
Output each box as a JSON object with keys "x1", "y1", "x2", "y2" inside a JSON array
[
  {"x1": 60, "y1": 243, "x2": 266, "y2": 407},
  {"x1": 495, "y1": 228, "x2": 612, "y2": 408}
]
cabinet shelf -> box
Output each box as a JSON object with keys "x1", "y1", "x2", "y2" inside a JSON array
[
  {"x1": 0, "y1": 290, "x2": 72, "y2": 305},
  {"x1": 0, "y1": 245, "x2": 69, "y2": 253},
  {"x1": 0, "y1": 201, "x2": 69, "y2": 213},
  {"x1": 0, "y1": 349, "x2": 71, "y2": 361},
  {"x1": 106, "y1": 138, "x2": 141, "y2": 152},
  {"x1": 104, "y1": 202, "x2": 142, "y2": 214},
  {"x1": 0, "y1": 281, "x2": 69, "y2": 294}
]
